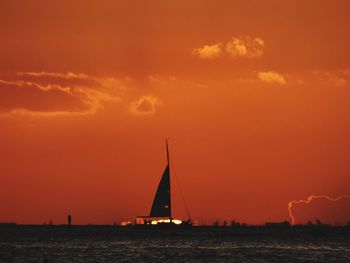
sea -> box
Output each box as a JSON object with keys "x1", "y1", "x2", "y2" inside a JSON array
[{"x1": 0, "y1": 225, "x2": 349, "y2": 263}]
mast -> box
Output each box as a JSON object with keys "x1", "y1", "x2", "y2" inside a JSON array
[
  {"x1": 166, "y1": 139, "x2": 170, "y2": 168},
  {"x1": 166, "y1": 139, "x2": 172, "y2": 221}
]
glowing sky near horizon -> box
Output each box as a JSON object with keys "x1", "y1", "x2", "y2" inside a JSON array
[{"x1": 0, "y1": 0, "x2": 350, "y2": 225}]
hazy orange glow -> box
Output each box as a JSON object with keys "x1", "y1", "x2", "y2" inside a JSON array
[{"x1": 1, "y1": 0, "x2": 350, "y2": 225}]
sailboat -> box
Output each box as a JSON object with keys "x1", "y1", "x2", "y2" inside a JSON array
[{"x1": 135, "y1": 140, "x2": 192, "y2": 226}]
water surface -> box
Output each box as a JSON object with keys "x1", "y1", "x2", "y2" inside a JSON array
[{"x1": 0, "y1": 226, "x2": 349, "y2": 262}]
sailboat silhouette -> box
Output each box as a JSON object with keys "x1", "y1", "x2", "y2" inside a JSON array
[{"x1": 135, "y1": 140, "x2": 192, "y2": 226}]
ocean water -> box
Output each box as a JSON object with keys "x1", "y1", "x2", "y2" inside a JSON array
[{"x1": 0, "y1": 226, "x2": 349, "y2": 263}]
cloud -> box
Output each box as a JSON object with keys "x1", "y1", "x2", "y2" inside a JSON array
[
  {"x1": 325, "y1": 74, "x2": 347, "y2": 87},
  {"x1": 17, "y1": 71, "x2": 91, "y2": 80},
  {"x1": 16, "y1": 71, "x2": 105, "y2": 89},
  {"x1": 258, "y1": 71, "x2": 286, "y2": 85},
  {"x1": 148, "y1": 75, "x2": 177, "y2": 88},
  {"x1": 226, "y1": 36, "x2": 264, "y2": 58},
  {"x1": 192, "y1": 43, "x2": 222, "y2": 59},
  {"x1": 0, "y1": 72, "x2": 121, "y2": 117},
  {"x1": 314, "y1": 71, "x2": 348, "y2": 87},
  {"x1": 129, "y1": 96, "x2": 158, "y2": 115},
  {"x1": 193, "y1": 36, "x2": 264, "y2": 60}
]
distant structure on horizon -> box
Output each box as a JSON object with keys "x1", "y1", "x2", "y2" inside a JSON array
[
  {"x1": 265, "y1": 221, "x2": 291, "y2": 227},
  {"x1": 67, "y1": 214, "x2": 72, "y2": 226}
]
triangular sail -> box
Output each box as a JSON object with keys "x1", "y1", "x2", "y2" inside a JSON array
[
  {"x1": 150, "y1": 141, "x2": 171, "y2": 218},
  {"x1": 150, "y1": 165, "x2": 171, "y2": 217}
]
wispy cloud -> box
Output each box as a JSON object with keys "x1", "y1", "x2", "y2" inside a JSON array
[
  {"x1": 0, "y1": 72, "x2": 122, "y2": 117},
  {"x1": 17, "y1": 71, "x2": 91, "y2": 80},
  {"x1": 314, "y1": 70, "x2": 348, "y2": 87},
  {"x1": 0, "y1": 79, "x2": 73, "y2": 93},
  {"x1": 258, "y1": 71, "x2": 286, "y2": 85},
  {"x1": 192, "y1": 43, "x2": 222, "y2": 59},
  {"x1": 148, "y1": 75, "x2": 177, "y2": 88},
  {"x1": 129, "y1": 96, "x2": 158, "y2": 115}
]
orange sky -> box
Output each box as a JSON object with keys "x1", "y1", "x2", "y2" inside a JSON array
[{"x1": 1, "y1": 0, "x2": 350, "y2": 225}]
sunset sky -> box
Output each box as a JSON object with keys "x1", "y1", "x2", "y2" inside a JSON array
[{"x1": 1, "y1": 0, "x2": 350, "y2": 225}]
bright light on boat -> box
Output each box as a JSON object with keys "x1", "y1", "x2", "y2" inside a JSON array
[
  {"x1": 150, "y1": 219, "x2": 182, "y2": 225},
  {"x1": 120, "y1": 221, "x2": 132, "y2": 226}
]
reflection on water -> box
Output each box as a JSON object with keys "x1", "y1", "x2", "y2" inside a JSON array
[{"x1": 0, "y1": 228, "x2": 349, "y2": 263}]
